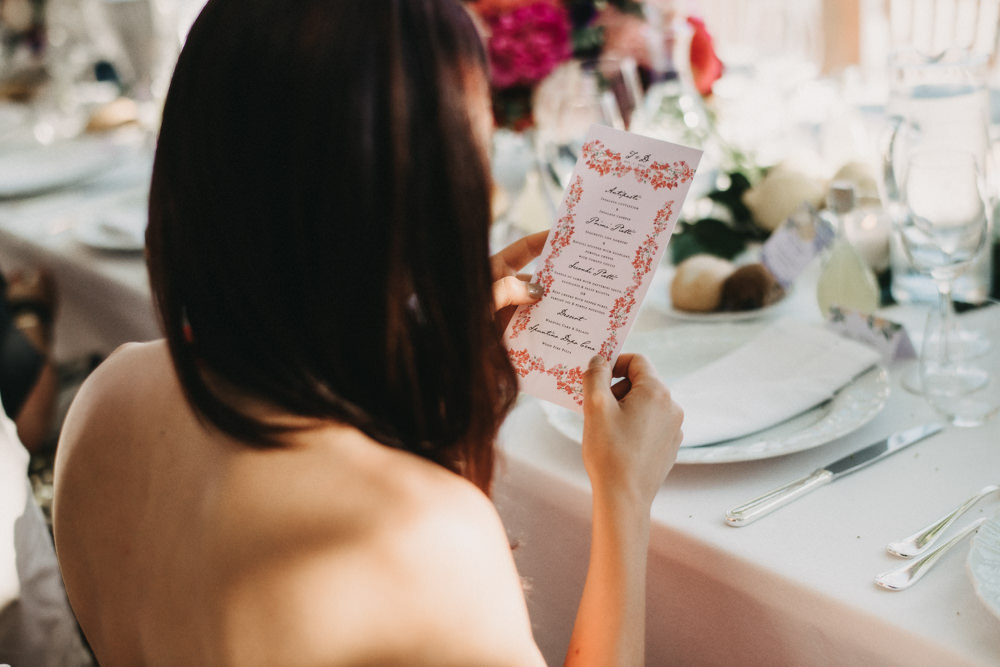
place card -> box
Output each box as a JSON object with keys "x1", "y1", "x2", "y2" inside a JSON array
[
  {"x1": 825, "y1": 305, "x2": 917, "y2": 363},
  {"x1": 760, "y1": 203, "x2": 835, "y2": 288},
  {"x1": 503, "y1": 124, "x2": 702, "y2": 411}
]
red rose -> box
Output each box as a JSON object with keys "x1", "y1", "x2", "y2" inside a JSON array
[{"x1": 687, "y1": 15, "x2": 723, "y2": 97}]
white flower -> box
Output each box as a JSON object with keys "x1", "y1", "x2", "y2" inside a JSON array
[{"x1": 742, "y1": 162, "x2": 825, "y2": 232}]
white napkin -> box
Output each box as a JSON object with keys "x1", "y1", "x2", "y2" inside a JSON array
[{"x1": 672, "y1": 320, "x2": 881, "y2": 447}]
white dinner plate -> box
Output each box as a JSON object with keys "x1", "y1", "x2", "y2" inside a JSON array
[
  {"x1": 968, "y1": 518, "x2": 1000, "y2": 623},
  {"x1": 73, "y1": 190, "x2": 147, "y2": 252},
  {"x1": 0, "y1": 137, "x2": 122, "y2": 198},
  {"x1": 643, "y1": 278, "x2": 793, "y2": 323},
  {"x1": 539, "y1": 323, "x2": 890, "y2": 464}
]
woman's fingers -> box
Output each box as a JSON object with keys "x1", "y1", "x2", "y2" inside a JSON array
[
  {"x1": 490, "y1": 230, "x2": 549, "y2": 279},
  {"x1": 610, "y1": 378, "x2": 632, "y2": 401},
  {"x1": 492, "y1": 275, "x2": 542, "y2": 312}
]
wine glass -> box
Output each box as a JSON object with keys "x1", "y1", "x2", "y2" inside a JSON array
[
  {"x1": 920, "y1": 300, "x2": 1000, "y2": 427},
  {"x1": 899, "y1": 148, "x2": 991, "y2": 400},
  {"x1": 532, "y1": 57, "x2": 637, "y2": 190}
]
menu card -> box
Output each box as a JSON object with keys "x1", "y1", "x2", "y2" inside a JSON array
[{"x1": 503, "y1": 124, "x2": 702, "y2": 411}]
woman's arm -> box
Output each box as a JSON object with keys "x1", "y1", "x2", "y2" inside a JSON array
[
  {"x1": 566, "y1": 354, "x2": 683, "y2": 666},
  {"x1": 489, "y1": 233, "x2": 683, "y2": 665}
]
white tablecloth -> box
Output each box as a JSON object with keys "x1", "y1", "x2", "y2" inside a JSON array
[
  {"x1": 496, "y1": 271, "x2": 1000, "y2": 666},
  {"x1": 1, "y1": 131, "x2": 998, "y2": 666}
]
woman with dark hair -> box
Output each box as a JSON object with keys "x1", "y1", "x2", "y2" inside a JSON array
[{"x1": 52, "y1": 0, "x2": 683, "y2": 664}]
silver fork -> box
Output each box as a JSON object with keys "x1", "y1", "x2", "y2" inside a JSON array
[
  {"x1": 887, "y1": 484, "x2": 1000, "y2": 558},
  {"x1": 876, "y1": 518, "x2": 987, "y2": 591}
]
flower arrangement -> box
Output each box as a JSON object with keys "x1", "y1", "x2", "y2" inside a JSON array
[
  {"x1": 467, "y1": 0, "x2": 724, "y2": 130},
  {"x1": 469, "y1": 0, "x2": 823, "y2": 264}
]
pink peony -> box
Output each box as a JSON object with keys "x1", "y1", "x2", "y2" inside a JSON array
[
  {"x1": 467, "y1": 0, "x2": 538, "y2": 19},
  {"x1": 487, "y1": 2, "x2": 572, "y2": 89}
]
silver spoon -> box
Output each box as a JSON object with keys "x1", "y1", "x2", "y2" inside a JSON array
[
  {"x1": 875, "y1": 518, "x2": 987, "y2": 591},
  {"x1": 887, "y1": 484, "x2": 1000, "y2": 558}
]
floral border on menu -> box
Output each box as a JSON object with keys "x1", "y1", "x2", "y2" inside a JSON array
[
  {"x1": 507, "y1": 141, "x2": 694, "y2": 403},
  {"x1": 507, "y1": 349, "x2": 586, "y2": 405},
  {"x1": 599, "y1": 199, "x2": 674, "y2": 359},
  {"x1": 508, "y1": 175, "x2": 584, "y2": 338},
  {"x1": 582, "y1": 139, "x2": 695, "y2": 191}
]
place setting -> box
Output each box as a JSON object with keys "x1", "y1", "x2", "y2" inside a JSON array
[
  {"x1": 541, "y1": 319, "x2": 892, "y2": 464},
  {"x1": 498, "y1": 121, "x2": 904, "y2": 468}
]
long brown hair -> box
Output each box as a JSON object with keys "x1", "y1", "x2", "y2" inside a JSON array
[{"x1": 146, "y1": 0, "x2": 517, "y2": 492}]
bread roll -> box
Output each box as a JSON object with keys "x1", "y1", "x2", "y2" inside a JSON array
[
  {"x1": 719, "y1": 263, "x2": 785, "y2": 312},
  {"x1": 670, "y1": 255, "x2": 735, "y2": 312}
]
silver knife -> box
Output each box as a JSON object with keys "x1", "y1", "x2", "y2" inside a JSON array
[{"x1": 725, "y1": 423, "x2": 944, "y2": 527}]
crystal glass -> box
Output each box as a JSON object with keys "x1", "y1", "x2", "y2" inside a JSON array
[
  {"x1": 899, "y1": 148, "x2": 991, "y2": 400},
  {"x1": 920, "y1": 300, "x2": 1000, "y2": 427},
  {"x1": 532, "y1": 57, "x2": 639, "y2": 190}
]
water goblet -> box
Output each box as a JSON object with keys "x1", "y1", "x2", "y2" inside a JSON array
[
  {"x1": 532, "y1": 57, "x2": 636, "y2": 190},
  {"x1": 899, "y1": 148, "x2": 991, "y2": 400},
  {"x1": 920, "y1": 300, "x2": 1000, "y2": 427}
]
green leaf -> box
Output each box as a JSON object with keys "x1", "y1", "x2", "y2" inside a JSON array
[
  {"x1": 670, "y1": 218, "x2": 748, "y2": 263},
  {"x1": 707, "y1": 172, "x2": 754, "y2": 226}
]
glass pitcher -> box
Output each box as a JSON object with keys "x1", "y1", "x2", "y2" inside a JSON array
[{"x1": 881, "y1": 47, "x2": 994, "y2": 304}]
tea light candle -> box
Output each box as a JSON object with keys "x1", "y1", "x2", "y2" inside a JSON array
[{"x1": 844, "y1": 207, "x2": 891, "y2": 273}]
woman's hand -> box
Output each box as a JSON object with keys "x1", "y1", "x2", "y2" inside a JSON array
[
  {"x1": 580, "y1": 353, "x2": 683, "y2": 510},
  {"x1": 566, "y1": 354, "x2": 683, "y2": 666},
  {"x1": 490, "y1": 230, "x2": 548, "y2": 329}
]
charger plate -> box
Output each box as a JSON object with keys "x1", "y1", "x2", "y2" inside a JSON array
[{"x1": 539, "y1": 323, "x2": 890, "y2": 464}]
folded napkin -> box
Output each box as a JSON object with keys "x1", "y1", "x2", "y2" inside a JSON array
[{"x1": 672, "y1": 321, "x2": 881, "y2": 447}]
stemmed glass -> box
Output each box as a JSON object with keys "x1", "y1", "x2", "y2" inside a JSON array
[
  {"x1": 899, "y1": 148, "x2": 992, "y2": 401},
  {"x1": 532, "y1": 56, "x2": 641, "y2": 190}
]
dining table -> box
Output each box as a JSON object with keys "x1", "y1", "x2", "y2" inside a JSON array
[
  {"x1": 1, "y1": 112, "x2": 999, "y2": 666},
  {"x1": 495, "y1": 269, "x2": 1000, "y2": 666}
]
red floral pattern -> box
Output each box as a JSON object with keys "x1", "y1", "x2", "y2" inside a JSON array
[
  {"x1": 508, "y1": 348, "x2": 586, "y2": 405},
  {"x1": 508, "y1": 140, "x2": 694, "y2": 403},
  {"x1": 582, "y1": 140, "x2": 695, "y2": 190},
  {"x1": 599, "y1": 200, "x2": 674, "y2": 358},
  {"x1": 508, "y1": 175, "x2": 584, "y2": 338}
]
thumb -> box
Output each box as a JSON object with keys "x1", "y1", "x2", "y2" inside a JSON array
[
  {"x1": 492, "y1": 276, "x2": 543, "y2": 312},
  {"x1": 582, "y1": 355, "x2": 612, "y2": 411}
]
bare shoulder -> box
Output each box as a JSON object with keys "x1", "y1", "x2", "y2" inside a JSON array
[
  {"x1": 223, "y1": 461, "x2": 545, "y2": 666},
  {"x1": 60, "y1": 340, "x2": 169, "y2": 421},
  {"x1": 54, "y1": 340, "x2": 169, "y2": 473}
]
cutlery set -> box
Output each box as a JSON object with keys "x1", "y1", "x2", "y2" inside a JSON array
[
  {"x1": 723, "y1": 423, "x2": 997, "y2": 590},
  {"x1": 876, "y1": 485, "x2": 999, "y2": 591},
  {"x1": 725, "y1": 423, "x2": 944, "y2": 527}
]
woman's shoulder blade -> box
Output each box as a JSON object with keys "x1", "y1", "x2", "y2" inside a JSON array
[{"x1": 219, "y1": 457, "x2": 543, "y2": 666}]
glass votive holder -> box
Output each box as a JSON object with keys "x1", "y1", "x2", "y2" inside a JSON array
[{"x1": 919, "y1": 299, "x2": 1000, "y2": 427}]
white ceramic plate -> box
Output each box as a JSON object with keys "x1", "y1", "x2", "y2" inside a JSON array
[
  {"x1": 643, "y1": 279, "x2": 793, "y2": 323},
  {"x1": 73, "y1": 190, "x2": 147, "y2": 252},
  {"x1": 539, "y1": 323, "x2": 890, "y2": 464},
  {"x1": 968, "y1": 518, "x2": 1000, "y2": 622},
  {"x1": 0, "y1": 137, "x2": 122, "y2": 198}
]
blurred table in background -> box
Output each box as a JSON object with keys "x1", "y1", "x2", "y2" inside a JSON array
[{"x1": 0, "y1": 116, "x2": 155, "y2": 362}]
